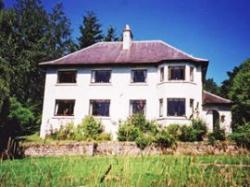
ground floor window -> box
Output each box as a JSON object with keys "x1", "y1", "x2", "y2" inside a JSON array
[
  {"x1": 54, "y1": 100, "x2": 75, "y2": 116},
  {"x1": 130, "y1": 100, "x2": 146, "y2": 115},
  {"x1": 89, "y1": 100, "x2": 110, "y2": 116},
  {"x1": 159, "y1": 98, "x2": 163, "y2": 117},
  {"x1": 167, "y1": 98, "x2": 185, "y2": 116}
]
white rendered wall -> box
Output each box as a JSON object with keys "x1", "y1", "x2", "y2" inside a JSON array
[{"x1": 40, "y1": 63, "x2": 231, "y2": 139}]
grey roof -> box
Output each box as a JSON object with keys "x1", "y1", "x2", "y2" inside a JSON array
[{"x1": 39, "y1": 40, "x2": 208, "y2": 66}]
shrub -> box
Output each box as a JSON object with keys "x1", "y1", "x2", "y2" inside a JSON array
[
  {"x1": 165, "y1": 124, "x2": 181, "y2": 140},
  {"x1": 154, "y1": 130, "x2": 176, "y2": 148},
  {"x1": 135, "y1": 133, "x2": 153, "y2": 150},
  {"x1": 50, "y1": 122, "x2": 76, "y2": 140},
  {"x1": 78, "y1": 116, "x2": 103, "y2": 139},
  {"x1": 96, "y1": 132, "x2": 112, "y2": 141},
  {"x1": 191, "y1": 119, "x2": 207, "y2": 141},
  {"x1": 117, "y1": 123, "x2": 140, "y2": 141},
  {"x1": 229, "y1": 123, "x2": 250, "y2": 149},
  {"x1": 179, "y1": 125, "x2": 198, "y2": 142}
]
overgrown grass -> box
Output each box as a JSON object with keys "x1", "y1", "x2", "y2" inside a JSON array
[{"x1": 0, "y1": 155, "x2": 250, "y2": 186}]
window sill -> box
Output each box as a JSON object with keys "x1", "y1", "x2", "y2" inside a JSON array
[
  {"x1": 55, "y1": 83, "x2": 78, "y2": 86},
  {"x1": 93, "y1": 116, "x2": 111, "y2": 120},
  {"x1": 157, "y1": 116, "x2": 188, "y2": 120},
  {"x1": 52, "y1": 116, "x2": 75, "y2": 119},
  {"x1": 157, "y1": 81, "x2": 196, "y2": 85},
  {"x1": 129, "y1": 83, "x2": 148, "y2": 86},
  {"x1": 89, "y1": 83, "x2": 112, "y2": 86}
]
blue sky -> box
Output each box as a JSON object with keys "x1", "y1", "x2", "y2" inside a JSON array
[{"x1": 5, "y1": 0, "x2": 250, "y2": 84}]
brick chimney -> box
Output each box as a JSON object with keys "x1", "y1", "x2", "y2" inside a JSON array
[{"x1": 123, "y1": 24, "x2": 132, "y2": 50}]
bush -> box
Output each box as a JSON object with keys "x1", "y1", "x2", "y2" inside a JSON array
[
  {"x1": 191, "y1": 119, "x2": 207, "y2": 141},
  {"x1": 179, "y1": 125, "x2": 198, "y2": 142},
  {"x1": 154, "y1": 130, "x2": 176, "y2": 148},
  {"x1": 117, "y1": 123, "x2": 140, "y2": 141},
  {"x1": 165, "y1": 124, "x2": 181, "y2": 140},
  {"x1": 78, "y1": 116, "x2": 103, "y2": 140},
  {"x1": 135, "y1": 133, "x2": 153, "y2": 150},
  {"x1": 50, "y1": 116, "x2": 109, "y2": 141},
  {"x1": 229, "y1": 123, "x2": 250, "y2": 149}
]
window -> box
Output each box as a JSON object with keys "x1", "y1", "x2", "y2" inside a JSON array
[
  {"x1": 190, "y1": 67, "x2": 194, "y2": 81},
  {"x1": 159, "y1": 98, "x2": 163, "y2": 117},
  {"x1": 131, "y1": 69, "x2": 147, "y2": 83},
  {"x1": 130, "y1": 100, "x2": 146, "y2": 115},
  {"x1": 57, "y1": 70, "x2": 76, "y2": 83},
  {"x1": 160, "y1": 67, "x2": 164, "y2": 82},
  {"x1": 89, "y1": 100, "x2": 110, "y2": 116},
  {"x1": 168, "y1": 66, "x2": 185, "y2": 80},
  {"x1": 91, "y1": 70, "x2": 111, "y2": 83},
  {"x1": 190, "y1": 99, "x2": 194, "y2": 112},
  {"x1": 54, "y1": 100, "x2": 75, "y2": 116},
  {"x1": 167, "y1": 98, "x2": 185, "y2": 116}
]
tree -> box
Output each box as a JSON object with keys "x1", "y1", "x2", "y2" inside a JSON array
[
  {"x1": 220, "y1": 66, "x2": 240, "y2": 98},
  {"x1": 229, "y1": 59, "x2": 250, "y2": 126},
  {"x1": 0, "y1": 0, "x2": 4, "y2": 10},
  {"x1": 203, "y1": 78, "x2": 220, "y2": 95},
  {"x1": 78, "y1": 11, "x2": 103, "y2": 48},
  {"x1": 104, "y1": 25, "x2": 119, "y2": 41}
]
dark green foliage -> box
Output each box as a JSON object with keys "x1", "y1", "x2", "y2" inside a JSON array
[
  {"x1": 229, "y1": 59, "x2": 250, "y2": 126},
  {"x1": 78, "y1": 11, "x2": 103, "y2": 48},
  {"x1": 135, "y1": 133, "x2": 153, "y2": 150},
  {"x1": 203, "y1": 78, "x2": 221, "y2": 96},
  {"x1": 165, "y1": 124, "x2": 181, "y2": 140},
  {"x1": 229, "y1": 123, "x2": 250, "y2": 149},
  {"x1": 8, "y1": 97, "x2": 35, "y2": 127},
  {"x1": 208, "y1": 129, "x2": 226, "y2": 145},
  {"x1": 104, "y1": 26, "x2": 119, "y2": 41},
  {"x1": 117, "y1": 114, "x2": 158, "y2": 143},
  {"x1": 118, "y1": 124, "x2": 140, "y2": 141},
  {"x1": 154, "y1": 130, "x2": 176, "y2": 148},
  {"x1": 179, "y1": 119, "x2": 207, "y2": 142},
  {"x1": 50, "y1": 116, "x2": 111, "y2": 141}
]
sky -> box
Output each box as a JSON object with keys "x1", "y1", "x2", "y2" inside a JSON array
[{"x1": 4, "y1": 0, "x2": 250, "y2": 84}]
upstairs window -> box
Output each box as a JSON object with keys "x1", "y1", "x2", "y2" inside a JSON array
[
  {"x1": 57, "y1": 70, "x2": 76, "y2": 83},
  {"x1": 190, "y1": 67, "x2": 194, "y2": 81},
  {"x1": 160, "y1": 67, "x2": 164, "y2": 82},
  {"x1": 91, "y1": 70, "x2": 111, "y2": 83},
  {"x1": 167, "y1": 98, "x2": 185, "y2": 117},
  {"x1": 159, "y1": 98, "x2": 163, "y2": 117},
  {"x1": 131, "y1": 69, "x2": 147, "y2": 83},
  {"x1": 168, "y1": 66, "x2": 185, "y2": 80},
  {"x1": 54, "y1": 100, "x2": 75, "y2": 116},
  {"x1": 89, "y1": 100, "x2": 110, "y2": 116},
  {"x1": 130, "y1": 100, "x2": 146, "y2": 115}
]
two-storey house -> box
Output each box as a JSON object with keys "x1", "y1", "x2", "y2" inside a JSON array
[{"x1": 39, "y1": 25, "x2": 232, "y2": 139}]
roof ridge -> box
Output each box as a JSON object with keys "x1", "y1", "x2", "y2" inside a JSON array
[{"x1": 203, "y1": 90, "x2": 232, "y2": 103}]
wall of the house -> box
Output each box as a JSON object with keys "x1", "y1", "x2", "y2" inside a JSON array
[
  {"x1": 201, "y1": 106, "x2": 232, "y2": 134},
  {"x1": 40, "y1": 62, "x2": 205, "y2": 139}
]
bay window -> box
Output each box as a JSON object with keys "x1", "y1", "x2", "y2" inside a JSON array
[
  {"x1": 167, "y1": 98, "x2": 186, "y2": 116},
  {"x1": 168, "y1": 66, "x2": 185, "y2": 80}
]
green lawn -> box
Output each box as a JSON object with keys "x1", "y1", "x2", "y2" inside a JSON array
[{"x1": 0, "y1": 155, "x2": 250, "y2": 187}]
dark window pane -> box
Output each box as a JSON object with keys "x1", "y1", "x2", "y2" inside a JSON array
[
  {"x1": 130, "y1": 100, "x2": 146, "y2": 114},
  {"x1": 190, "y1": 67, "x2": 194, "y2": 81},
  {"x1": 167, "y1": 98, "x2": 185, "y2": 116},
  {"x1": 55, "y1": 100, "x2": 75, "y2": 116},
  {"x1": 58, "y1": 71, "x2": 76, "y2": 83},
  {"x1": 159, "y1": 98, "x2": 163, "y2": 117},
  {"x1": 160, "y1": 67, "x2": 164, "y2": 82},
  {"x1": 93, "y1": 70, "x2": 111, "y2": 83},
  {"x1": 90, "y1": 100, "x2": 110, "y2": 116},
  {"x1": 169, "y1": 66, "x2": 185, "y2": 80},
  {"x1": 132, "y1": 70, "x2": 147, "y2": 82}
]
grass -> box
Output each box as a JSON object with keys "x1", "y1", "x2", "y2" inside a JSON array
[{"x1": 0, "y1": 155, "x2": 250, "y2": 187}]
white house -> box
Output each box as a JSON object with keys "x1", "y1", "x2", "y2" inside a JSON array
[{"x1": 39, "y1": 25, "x2": 232, "y2": 139}]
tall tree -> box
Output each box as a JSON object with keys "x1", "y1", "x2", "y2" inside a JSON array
[
  {"x1": 229, "y1": 59, "x2": 250, "y2": 126},
  {"x1": 78, "y1": 11, "x2": 103, "y2": 48},
  {"x1": 104, "y1": 25, "x2": 119, "y2": 41},
  {"x1": 203, "y1": 78, "x2": 220, "y2": 95}
]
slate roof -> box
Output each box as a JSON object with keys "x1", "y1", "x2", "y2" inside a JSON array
[
  {"x1": 203, "y1": 91, "x2": 232, "y2": 105},
  {"x1": 39, "y1": 40, "x2": 208, "y2": 66}
]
